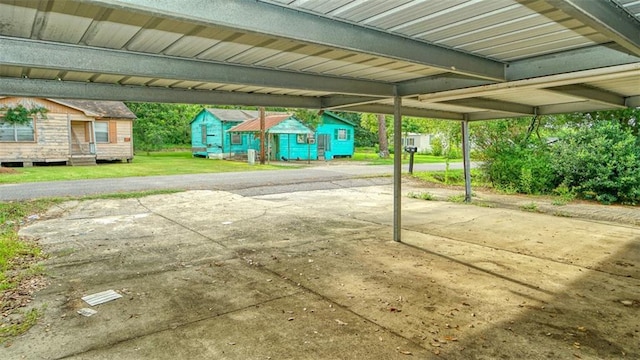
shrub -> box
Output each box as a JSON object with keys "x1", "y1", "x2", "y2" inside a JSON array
[
  {"x1": 480, "y1": 139, "x2": 556, "y2": 194},
  {"x1": 551, "y1": 121, "x2": 640, "y2": 204}
]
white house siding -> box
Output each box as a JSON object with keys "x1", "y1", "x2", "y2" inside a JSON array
[{"x1": 402, "y1": 133, "x2": 432, "y2": 153}]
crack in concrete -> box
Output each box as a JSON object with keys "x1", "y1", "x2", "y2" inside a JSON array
[
  {"x1": 136, "y1": 198, "x2": 229, "y2": 249},
  {"x1": 53, "y1": 290, "x2": 304, "y2": 360}
]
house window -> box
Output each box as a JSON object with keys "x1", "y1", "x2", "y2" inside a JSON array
[
  {"x1": 405, "y1": 138, "x2": 415, "y2": 146},
  {"x1": 0, "y1": 118, "x2": 35, "y2": 142},
  {"x1": 335, "y1": 128, "x2": 349, "y2": 141},
  {"x1": 231, "y1": 133, "x2": 242, "y2": 145},
  {"x1": 95, "y1": 121, "x2": 109, "y2": 143},
  {"x1": 296, "y1": 134, "x2": 314, "y2": 144}
]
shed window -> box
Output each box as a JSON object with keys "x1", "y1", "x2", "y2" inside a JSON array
[
  {"x1": 231, "y1": 133, "x2": 242, "y2": 145},
  {"x1": 335, "y1": 128, "x2": 349, "y2": 141},
  {"x1": 95, "y1": 121, "x2": 109, "y2": 143},
  {"x1": 0, "y1": 118, "x2": 35, "y2": 142},
  {"x1": 403, "y1": 138, "x2": 415, "y2": 146}
]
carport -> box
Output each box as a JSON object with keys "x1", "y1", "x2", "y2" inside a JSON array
[{"x1": 1, "y1": 0, "x2": 639, "y2": 242}]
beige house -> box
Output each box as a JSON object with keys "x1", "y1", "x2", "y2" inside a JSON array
[{"x1": 0, "y1": 97, "x2": 135, "y2": 166}]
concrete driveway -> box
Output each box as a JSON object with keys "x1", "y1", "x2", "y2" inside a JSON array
[{"x1": 6, "y1": 181, "x2": 640, "y2": 359}]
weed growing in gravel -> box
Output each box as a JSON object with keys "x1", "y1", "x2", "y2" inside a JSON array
[
  {"x1": 448, "y1": 194, "x2": 467, "y2": 203},
  {"x1": 520, "y1": 202, "x2": 539, "y2": 212},
  {"x1": 407, "y1": 191, "x2": 435, "y2": 200},
  {"x1": 0, "y1": 308, "x2": 41, "y2": 342},
  {"x1": 553, "y1": 211, "x2": 572, "y2": 218}
]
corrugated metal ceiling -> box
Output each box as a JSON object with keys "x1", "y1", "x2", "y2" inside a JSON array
[{"x1": 0, "y1": 0, "x2": 638, "y2": 119}]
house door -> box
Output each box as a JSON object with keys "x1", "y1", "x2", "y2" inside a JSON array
[
  {"x1": 70, "y1": 121, "x2": 95, "y2": 155},
  {"x1": 317, "y1": 134, "x2": 330, "y2": 160}
]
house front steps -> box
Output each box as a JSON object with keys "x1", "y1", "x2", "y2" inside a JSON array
[{"x1": 69, "y1": 155, "x2": 97, "y2": 166}]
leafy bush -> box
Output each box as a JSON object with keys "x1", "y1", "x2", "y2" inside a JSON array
[
  {"x1": 478, "y1": 139, "x2": 556, "y2": 194},
  {"x1": 431, "y1": 137, "x2": 443, "y2": 156},
  {"x1": 551, "y1": 121, "x2": 640, "y2": 204}
]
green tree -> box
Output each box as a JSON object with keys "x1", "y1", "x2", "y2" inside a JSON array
[
  {"x1": 560, "y1": 108, "x2": 640, "y2": 137},
  {"x1": 471, "y1": 117, "x2": 556, "y2": 194},
  {"x1": 293, "y1": 109, "x2": 322, "y2": 130},
  {"x1": 552, "y1": 120, "x2": 640, "y2": 204},
  {"x1": 126, "y1": 102, "x2": 204, "y2": 150}
]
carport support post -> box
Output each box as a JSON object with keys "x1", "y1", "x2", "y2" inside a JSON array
[
  {"x1": 462, "y1": 116, "x2": 472, "y2": 203},
  {"x1": 393, "y1": 93, "x2": 402, "y2": 242},
  {"x1": 259, "y1": 107, "x2": 266, "y2": 165}
]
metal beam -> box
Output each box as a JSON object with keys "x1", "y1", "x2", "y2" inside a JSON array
[
  {"x1": 0, "y1": 78, "x2": 323, "y2": 108},
  {"x1": 320, "y1": 96, "x2": 386, "y2": 109},
  {"x1": 466, "y1": 99, "x2": 630, "y2": 120},
  {"x1": 626, "y1": 95, "x2": 640, "y2": 108},
  {"x1": 339, "y1": 104, "x2": 464, "y2": 120},
  {"x1": 467, "y1": 111, "x2": 529, "y2": 121},
  {"x1": 537, "y1": 102, "x2": 615, "y2": 115},
  {"x1": 542, "y1": 0, "x2": 640, "y2": 56},
  {"x1": 401, "y1": 46, "x2": 640, "y2": 97},
  {"x1": 507, "y1": 44, "x2": 640, "y2": 80},
  {"x1": 397, "y1": 75, "x2": 494, "y2": 97},
  {"x1": 418, "y1": 63, "x2": 640, "y2": 103},
  {"x1": 87, "y1": 0, "x2": 506, "y2": 81},
  {"x1": 441, "y1": 98, "x2": 534, "y2": 115},
  {"x1": 545, "y1": 85, "x2": 627, "y2": 108},
  {"x1": 0, "y1": 37, "x2": 393, "y2": 97}
]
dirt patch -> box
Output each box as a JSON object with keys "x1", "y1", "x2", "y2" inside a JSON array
[
  {"x1": 5, "y1": 186, "x2": 640, "y2": 359},
  {"x1": 0, "y1": 167, "x2": 18, "y2": 174}
]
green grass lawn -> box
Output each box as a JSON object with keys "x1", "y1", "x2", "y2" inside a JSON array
[
  {"x1": 350, "y1": 148, "x2": 461, "y2": 165},
  {"x1": 411, "y1": 168, "x2": 488, "y2": 187},
  {"x1": 0, "y1": 150, "x2": 461, "y2": 184},
  {"x1": 0, "y1": 152, "x2": 286, "y2": 184}
]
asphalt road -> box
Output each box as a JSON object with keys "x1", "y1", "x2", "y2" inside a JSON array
[{"x1": 0, "y1": 162, "x2": 468, "y2": 201}]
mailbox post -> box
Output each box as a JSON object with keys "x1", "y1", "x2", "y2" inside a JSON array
[{"x1": 404, "y1": 146, "x2": 418, "y2": 174}]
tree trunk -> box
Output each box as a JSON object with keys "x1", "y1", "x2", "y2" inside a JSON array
[{"x1": 377, "y1": 114, "x2": 389, "y2": 158}]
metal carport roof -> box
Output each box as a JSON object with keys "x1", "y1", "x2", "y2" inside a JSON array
[
  {"x1": 0, "y1": 0, "x2": 639, "y2": 240},
  {"x1": 0, "y1": 0, "x2": 638, "y2": 119}
]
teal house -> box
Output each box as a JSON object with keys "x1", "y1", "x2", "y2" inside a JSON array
[
  {"x1": 190, "y1": 108, "x2": 354, "y2": 161},
  {"x1": 190, "y1": 109, "x2": 260, "y2": 159},
  {"x1": 228, "y1": 114, "x2": 316, "y2": 161},
  {"x1": 315, "y1": 111, "x2": 356, "y2": 160}
]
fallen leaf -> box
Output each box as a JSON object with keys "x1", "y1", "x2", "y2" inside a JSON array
[
  {"x1": 398, "y1": 350, "x2": 413, "y2": 355},
  {"x1": 335, "y1": 319, "x2": 347, "y2": 326},
  {"x1": 443, "y1": 336, "x2": 458, "y2": 342}
]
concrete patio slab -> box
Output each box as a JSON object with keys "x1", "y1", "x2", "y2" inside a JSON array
[{"x1": 6, "y1": 186, "x2": 639, "y2": 359}]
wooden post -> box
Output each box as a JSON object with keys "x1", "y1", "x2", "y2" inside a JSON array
[{"x1": 259, "y1": 107, "x2": 266, "y2": 165}]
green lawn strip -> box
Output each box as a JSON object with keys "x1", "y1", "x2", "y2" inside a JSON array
[
  {"x1": 410, "y1": 169, "x2": 488, "y2": 187},
  {"x1": 0, "y1": 151, "x2": 289, "y2": 184},
  {"x1": 350, "y1": 151, "x2": 461, "y2": 165},
  {"x1": 0, "y1": 190, "x2": 183, "y2": 343}
]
